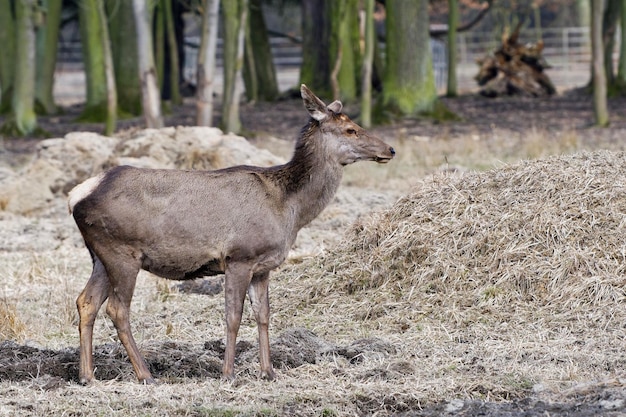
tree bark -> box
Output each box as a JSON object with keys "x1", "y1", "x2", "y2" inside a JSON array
[
  {"x1": 196, "y1": 0, "x2": 220, "y2": 126},
  {"x1": 132, "y1": 0, "x2": 163, "y2": 128},
  {"x1": 243, "y1": 0, "x2": 278, "y2": 102},
  {"x1": 97, "y1": 0, "x2": 117, "y2": 136},
  {"x1": 330, "y1": 0, "x2": 359, "y2": 102},
  {"x1": 360, "y1": 0, "x2": 375, "y2": 128},
  {"x1": 446, "y1": 0, "x2": 459, "y2": 97},
  {"x1": 591, "y1": 0, "x2": 609, "y2": 126},
  {"x1": 576, "y1": 0, "x2": 590, "y2": 27},
  {"x1": 154, "y1": 0, "x2": 165, "y2": 91},
  {"x1": 0, "y1": 1, "x2": 16, "y2": 112},
  {"x1": 602, "y1": 0, "x2": 620, "y2": 86},
  {"x1": 381, "y1": 0, "x2": 437, "y2": 116},
  {"x1": 221, "y1": 0, "x2": 247, "y2": 134},
  {"x1": 13, "y1": 0, "x2": 38, "y2": 134},
  {"x1": 163, "y1": 0, "x2": 181, "y2": 104},
  {"x1": 107, "y1": 0, "x2": 141, "y2": 115},
  {"x1": 300, "y1": 0, "x2": 331, "y2": 97},
  {"x1": 618, "y1": 0, "x2": 626, "y2": 86},
  {"x1": 35, "y1": 0, "x2": 62, "y2": 115},
  {"x1": 78, "y1": 0, "x2": 109, "y2": 121}
]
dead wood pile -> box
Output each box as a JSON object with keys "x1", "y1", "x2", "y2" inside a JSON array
[{"x1": 475, "y1": 26, "x2": 556, "y2": 97}]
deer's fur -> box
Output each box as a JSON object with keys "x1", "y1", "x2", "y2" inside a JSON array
[{"x1": 69, "y1": 85, "x2": 395, "y2": 384}]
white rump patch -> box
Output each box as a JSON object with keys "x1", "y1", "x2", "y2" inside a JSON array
[{"x1": 68, "y1": 172, "x2": 105, "y2": 213}]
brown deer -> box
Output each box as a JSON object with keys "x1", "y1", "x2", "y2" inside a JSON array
[{"x1": 68, "y1": 84, "x2": 395, "y2": 384}]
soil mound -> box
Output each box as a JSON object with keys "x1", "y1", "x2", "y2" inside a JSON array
[{"x1": 0, "y1": 127, "x2": 283, "y2": 216}]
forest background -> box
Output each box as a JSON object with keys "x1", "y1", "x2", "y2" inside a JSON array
[{"x1": 0, "y1": 0, "x2": 625, "y2": 138}]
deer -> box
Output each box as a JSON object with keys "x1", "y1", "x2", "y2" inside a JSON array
[{"x1": 68, "y1": 84, "x2": 395, "y2": 384}]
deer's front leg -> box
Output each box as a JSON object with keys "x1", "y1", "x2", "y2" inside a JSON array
[
  {"x1": 248, "y1": 271, "x2": 275, "y2": 380},
  {"x1": 223, "y1": 262, "x2": 253, "y2": 380}
]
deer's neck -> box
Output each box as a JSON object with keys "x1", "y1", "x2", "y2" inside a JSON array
[{"x1": 279, "y1": 123, "x2": 343, "y2": 231}]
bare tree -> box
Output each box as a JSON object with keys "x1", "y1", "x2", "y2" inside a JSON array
[
  {"x1": 0, "y1": 0, "x2": 15, "y2": 113},
  {"x1": 618, "y1": 0, "x2": 626, "y2": 87},
  {"x1": 446, "y1": 0, "x2": 459, "y2": 97},
  {"x1": 591, "y1": 0, "x2": 609, "y2": 126},
  {"x1": 196, "y1": 0, "x2": 221, "y2": 126},
  {"x1": 98, "y1": 0, "x2": 117, "y2": 135},
  {"x1": 360, "y1": 0, "x2": 375, "y2": 128},
  {"x1": 78, "y1": 0, "x2": 109, "y2": 122},
  {"x1": 132, "y1": 0, "x2": 163, "y2": 128},
  {"x1": 243, "y1": 0, "x2": 279, "y2": 102},
  {"x1": 12, "y1": 0, "x2": 38, "y2": 135},
  {"x1": 35, "y1": 0, "x2": 62, "y2": 115},
  {"x1": 381, "y1": 0, "x2": 437, "y2": 117},
  {"x1": 221, "y1": 0, "x2": 248, "y2": 134},
  {"x1": 107, "y1": 0, "x2": 141, "y2": 116}
]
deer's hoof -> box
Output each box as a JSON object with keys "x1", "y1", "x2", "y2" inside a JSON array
[
  {"x1": 221, "y1": 372, "x2": 236, "y2": 383},
  {"x1": 79, "y1": 374, "x2": 94, "y2": 386},
  {"x1": 140, "y1": 377, "x2": 157, "y2": 385},
  {"x1": 260, "y1": 368, "x2": 275, "y2": 381}
]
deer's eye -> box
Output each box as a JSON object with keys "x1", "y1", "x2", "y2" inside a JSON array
[{"x1": 346, "y1": 128, "x2": 358, "y2": 136}]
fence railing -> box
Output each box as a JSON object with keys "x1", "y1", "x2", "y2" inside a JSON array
[{"x1": 57, "y1": 26, "x2": 614, "y2": 95}]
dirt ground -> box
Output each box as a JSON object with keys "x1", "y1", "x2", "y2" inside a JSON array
[{"x1": 1, "y1": 91, "x2": 626, "y2": 416}]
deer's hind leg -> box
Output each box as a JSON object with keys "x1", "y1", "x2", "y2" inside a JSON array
[
  {"x1": 100, "y1": 251, "x2": 155, "y2": 384},
  {"x1": 77, "y1": 255, "x2": 111, "y2": 384}
]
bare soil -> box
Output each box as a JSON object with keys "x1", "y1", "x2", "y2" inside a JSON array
[{"x1": 1, "y1": 91, "x2": 626, "y2": 416}]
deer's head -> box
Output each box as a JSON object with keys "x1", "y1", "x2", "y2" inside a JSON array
[{"x1": 301, "y1": 84, "x2": 395, "y2": 166}]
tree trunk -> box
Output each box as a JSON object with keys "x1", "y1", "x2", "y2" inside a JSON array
[
  {"x1": 12, "y1": 0, "x2": 38, "y2": 135},
  {"x1": 132, "y1": 0, "x2": 163, "y2": 128},
  {"x1": 360, "y1": 0, "x2": 375, "y2": 128},
  {"x1": 78, "y1": 0, "x2": 109, "y2": 121},
  {"x1": 221, "y1": 0, "x2": 247, "y2": 134},
  {"x1": 154, "y1": 1, "x2": 165, "y2": 91},
  {"x1": 196, "y1": 0, "x2": 220, "y2": 127},
  {"x1": 329, "y1": 0, "x2": 359, "y2": 102},
  {"x1": 618, "y1": 0, "x2": 626, "y2": 87},
  {"x1": 243, "y1": 8, "x2": 258, "y2": 102},
  {"x1": 107, "y1": 0, "x2": 141, "y2": 116},
  {"x1": 446, "y1": 0, "x2": 459, "y2": 97},
  {"x1": 591, "y1": 0, "x2": 609, "y2": 126},
  {"x1": 381, "y1": 0, "x2": 437, "y2": 116},
  {"x1": 0, "y1": 1, "x2": 16, "y2": 113},
  {"x1": 602, "y1": 0, "x2": 620, "y2": 86},
  {"x1": 97, "y1": 0, "x2": 117, "y2": 136},
  {"x1": 576, "y1": 0, "x2": 590, "y2": 27},
  {"x1": 243, "y1": 0, "x2": 278, "y2": 102},
  {"x1": 300, "y1": 0, "x2": 331, "y2": 97},
  {"x1": 163, "y1": 0, "x2": 181, "y2": 105},
  {"x1": 35, "y1": 0, "x2": 62, "y2": 115}
]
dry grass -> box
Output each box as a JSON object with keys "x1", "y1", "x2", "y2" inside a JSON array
[
  {"x1": 0, "y1": 299, "x2": 26, "y2": 341},
  {"x1": 2, "y1": 128, "x2": 626, "y2": 415},
  {"x1": 270, "y1": 149, "x2": 626, "y2": 406}
]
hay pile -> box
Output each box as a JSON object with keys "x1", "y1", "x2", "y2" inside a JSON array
[{"x1": 276, "y1": 150, "x2": 626, "y2": 335}]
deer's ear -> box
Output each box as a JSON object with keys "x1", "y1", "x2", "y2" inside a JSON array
[
  {"x1": 301, "y1": 84, "x2": 329, "y2": 121},
  {"x1": 327, "y1": 100, "x2": 343, "y2": 114}
]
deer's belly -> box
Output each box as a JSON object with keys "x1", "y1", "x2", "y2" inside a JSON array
[{"x1": 141, "y1": 250, "x2": 225, "y2": 280}]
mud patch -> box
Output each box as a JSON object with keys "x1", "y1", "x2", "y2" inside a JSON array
[
  {"x1": 0, "y1": 341, "x2": 78, "y2": 383},
  {"x1": 0, "y1": 328, "x2": 400, "y2": 384}
]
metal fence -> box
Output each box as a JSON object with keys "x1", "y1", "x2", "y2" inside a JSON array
[
  {"x1": 56, "y1": 26, "x2": 610, "y2": 97},
  {"x1": 455, "y1": 26, "x2": 595, "y2": 92}
]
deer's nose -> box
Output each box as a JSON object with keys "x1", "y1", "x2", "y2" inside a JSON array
[{"x1": 389, "y1": 147, "x2": 396, "y2": 156}]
